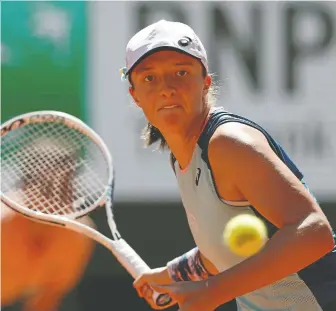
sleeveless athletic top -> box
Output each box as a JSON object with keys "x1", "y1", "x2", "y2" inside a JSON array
[{"x1": 171, "y1": 107, "x2": 336, "y2": 310}]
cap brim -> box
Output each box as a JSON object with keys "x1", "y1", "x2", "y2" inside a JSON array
[{"x1": 126, "y1": 46, "x2": 203, "y2": 76}]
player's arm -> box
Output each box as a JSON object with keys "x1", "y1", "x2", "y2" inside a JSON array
[{"x1": 205, "y1": 122, "x2": 335, "y2": 305}]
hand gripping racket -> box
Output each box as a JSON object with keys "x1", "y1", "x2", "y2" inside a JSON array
[{"x1": 0, "y1": 111, "x2": 172, "y2": 309}]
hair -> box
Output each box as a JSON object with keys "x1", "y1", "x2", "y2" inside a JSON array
[{"x1": 129, "y1": 66, "x2": 220, "y2": 151}]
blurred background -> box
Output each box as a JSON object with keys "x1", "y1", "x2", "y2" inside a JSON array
[{"x1": 1, "y1": 1, "x2": 335, "y2": 311}]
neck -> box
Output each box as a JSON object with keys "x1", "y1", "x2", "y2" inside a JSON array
[{"x1": 161, "y1": 106, "x2": 211, "y2": 169}]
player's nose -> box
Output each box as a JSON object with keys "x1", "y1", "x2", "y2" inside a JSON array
[{"x1": 159, "y1": 78, "x2": 176, "y2": 98}]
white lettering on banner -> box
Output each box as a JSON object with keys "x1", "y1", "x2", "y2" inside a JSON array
[{"x1": 89, "y1": 2, "x2": 336, "y2": 202}]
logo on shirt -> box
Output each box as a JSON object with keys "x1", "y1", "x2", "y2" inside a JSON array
[{"x1": 195, "y1": 168, "x2": 201, "y2": 186}]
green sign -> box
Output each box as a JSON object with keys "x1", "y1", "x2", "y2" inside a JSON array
[{"x1": 1, "y1": 1, "x2": 87, "y2": 123}]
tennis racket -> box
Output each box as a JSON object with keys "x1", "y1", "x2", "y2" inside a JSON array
[{"x1": 0, "y1": 110, "x2": 172, "y2": 309}]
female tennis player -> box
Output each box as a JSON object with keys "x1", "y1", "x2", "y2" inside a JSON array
[{"x1": 122, "y1": 20, "x2": 336, "y2": 311}]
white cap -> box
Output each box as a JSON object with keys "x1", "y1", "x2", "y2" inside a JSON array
[{"x1": 121, "y1": 20, "x2": 208, "y2": 79}]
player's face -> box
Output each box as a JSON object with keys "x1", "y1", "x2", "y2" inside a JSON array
[{"x1": 129, "y1": 50, "x2": 211, "y2": 133}]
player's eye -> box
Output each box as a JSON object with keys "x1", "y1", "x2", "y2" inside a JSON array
[
  {"x1": 177, "y1": 70, "x2": 188, "y2": 77},
  {"x1": 144, "y1": 75, "x2": 154, "y2": 82}
]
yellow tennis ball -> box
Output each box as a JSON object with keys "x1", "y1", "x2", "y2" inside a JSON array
[{"x1": 223, "y1": 214, "x2": 268, "y2": 257}]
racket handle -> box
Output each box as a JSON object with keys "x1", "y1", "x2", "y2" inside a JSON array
[{"x1": 111, "y1": 239, "x2": 173, "y2": 308}]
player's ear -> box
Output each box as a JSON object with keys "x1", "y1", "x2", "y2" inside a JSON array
[
  {"x1": 203, "y1": 74, "x2": 212, "y2": 95},
  {"x1": 129, "y1": 87, "x2": 141, "y2": 107}
]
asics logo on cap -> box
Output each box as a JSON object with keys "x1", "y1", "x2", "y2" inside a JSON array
[{"x1": 178, "y1": 36, "x2": 192, "y2": 47}]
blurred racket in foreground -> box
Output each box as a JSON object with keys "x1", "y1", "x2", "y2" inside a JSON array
[{"x1": 0, "y1": 110, "x2": 172, "y2": 309}]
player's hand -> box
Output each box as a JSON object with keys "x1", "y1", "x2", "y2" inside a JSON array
[
  {"x1": 133, "y1": 266, "x2": 177, "y2": 309},
  {"x1": 152, "y1": 278, "x2": 221, "y2": 311}
]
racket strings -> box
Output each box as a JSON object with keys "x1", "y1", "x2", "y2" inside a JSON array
[
  {"x1": 1, "y1": 122, "x2": 109, "y2": 218},
  {"x1": 2, "y1": 125, "x2": 77, "y2": 214}
]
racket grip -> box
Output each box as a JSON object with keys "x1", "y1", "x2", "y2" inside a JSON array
[{"x1": 111, "y1": 239, "x2": 173, "y2": 308}]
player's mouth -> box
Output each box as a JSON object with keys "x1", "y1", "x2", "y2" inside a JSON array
[{"x1": 159, "y1": 104, "x2": 181, "y2": 111}]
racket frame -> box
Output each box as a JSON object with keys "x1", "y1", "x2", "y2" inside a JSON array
[
  {"x1": 1, "y1": 110, "x2": 113, "y2": 220},
  {"x1": 1, "y1": 111, "x2": 172, "y2": 308}
]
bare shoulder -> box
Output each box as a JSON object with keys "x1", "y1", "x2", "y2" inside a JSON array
[
  {"x1": 206, "y1": 120, "x2": 328, "y2": 231},
  {"x1": 208, "y1": 121, "x2": 270, "y2": 162},
  {"x1": 206, "y1": 122, "x2": 274, "y2": 201}
]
